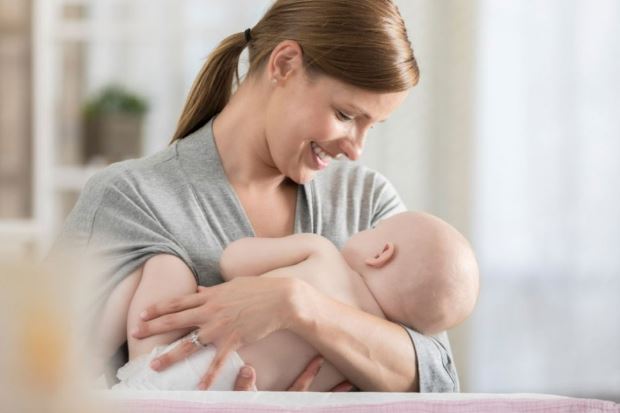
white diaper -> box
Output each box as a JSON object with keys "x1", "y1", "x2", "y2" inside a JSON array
[{"x1": 111, "y1": 334, "x2": 249, "y2": 391}]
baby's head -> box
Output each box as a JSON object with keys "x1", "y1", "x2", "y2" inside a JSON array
[{"x1": 341, "y1": 211, "x2": 479, "y2": 334}]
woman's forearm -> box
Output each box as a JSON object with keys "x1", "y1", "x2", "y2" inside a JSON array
[{"x1": 287, "y1": 279, "x2": 419, "y2": 392}]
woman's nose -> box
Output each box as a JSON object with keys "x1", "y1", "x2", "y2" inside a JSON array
[
  {"x1": 337, "y1": 140, "x2": 360, "y2": 161},
  {"x1": 339, "y1": 133, "x2": 365, "y2": 161}
]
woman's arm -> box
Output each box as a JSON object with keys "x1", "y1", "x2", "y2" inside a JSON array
[
  {"x1": 134, "y1": 275, "x2": 419, "y2": 391},
  {"x1": 289, "y1": 279, "x2": 419, "y2": 392},
  {"x1": 130, "y1": 255, "x2": 341, "y2": 391}
]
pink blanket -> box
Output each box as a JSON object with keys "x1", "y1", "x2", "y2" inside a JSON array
[{"x1": 117, "y1": 397, "x2": 619, "y2": 413}]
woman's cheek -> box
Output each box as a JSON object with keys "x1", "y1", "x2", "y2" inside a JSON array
[{"x1": 328, "y1": 120, "x2": 354, "y2": 142}]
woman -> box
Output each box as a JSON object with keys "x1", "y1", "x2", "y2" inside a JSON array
[{"x1": 56, "y1": 0, "x2": 458, "y2": 392}]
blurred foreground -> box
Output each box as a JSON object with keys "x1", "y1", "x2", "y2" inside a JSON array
[{"x1": 0, "y1": 251, "x2": 112, "y2": 412}]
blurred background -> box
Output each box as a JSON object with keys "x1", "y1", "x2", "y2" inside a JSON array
[{"x1": 1, "y1": 0, "x2": 618, "y2": 401}]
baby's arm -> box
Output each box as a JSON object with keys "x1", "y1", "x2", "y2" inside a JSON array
[
  {"x1": 92, "y1": 254, "x2": 197, "y2": 384},
  {"x1": 93, "y1": 267, "x2": 143, "y2": 373},
  {"x1": 220, "y1": 233, "x2": 330, "y2": 281},
  {"x1": 126, "y1": 254, "x2": 197, "y2": 360}
]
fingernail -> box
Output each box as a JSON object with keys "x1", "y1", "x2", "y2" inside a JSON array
[
  {"x1": 150, "y1": 359, "x2": 161, "y2": 371},
  {"x1": 342, "y1": 384, "x2": 354, "y2": 392},
  {"x1": 140, "y1": 310, "x2": 148, "y2": 319},
  {"x1": 314, "y1": 360, "x2": 324, "y2": 374},
  {"x1": 197, "y1": 382, "x2": 207, "y2": 390},
  {"x1": 241, "y1": 366, "x2": 253, "y2": 378},
  {"x1": 131, "y1": 327, "x2": 139, "y2": 337}
]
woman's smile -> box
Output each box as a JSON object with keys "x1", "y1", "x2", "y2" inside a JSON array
[{"x1": 309, "y1": 141, "x2": 332, "y2": 170}]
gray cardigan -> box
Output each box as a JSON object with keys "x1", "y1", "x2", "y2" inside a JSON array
[{"x1": 54, "y1": 118, "x2": 459, "y2": 392}]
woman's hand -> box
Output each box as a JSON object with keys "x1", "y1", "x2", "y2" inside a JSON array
[
  {"x1": 233, "y1": 357, "x2": 355, "y2": 392},
  {"x1": 132, "y1": 276, "x2": 300, "y2": 389},
  {"x1": 286, "y1": 357, "x2": 355, "y2": 392}
]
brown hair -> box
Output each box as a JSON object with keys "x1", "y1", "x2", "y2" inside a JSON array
[{"x1": 170, "y1": 0, "x2": 419, "y2": 143}]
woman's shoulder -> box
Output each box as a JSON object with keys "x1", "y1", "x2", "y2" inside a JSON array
[
  {"x1": 84, "y1": 145, "x2": 179, "y2": 194},
  {"x1": 57, "y1": 145, "x2": 183, "y2": 243}
]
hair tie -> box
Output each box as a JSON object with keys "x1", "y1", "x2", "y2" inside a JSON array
[{"x1": 244, "y1": 28, "x2": 252, "y2": 43}]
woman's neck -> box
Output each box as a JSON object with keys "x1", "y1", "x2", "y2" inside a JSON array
[{"x1": 212, "y1": 81, "x2": 289, "y2": 192}]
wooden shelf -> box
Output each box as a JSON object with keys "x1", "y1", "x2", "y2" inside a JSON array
[{"x1": 0, "y1": 219, "x2": 39, "y2": 235}]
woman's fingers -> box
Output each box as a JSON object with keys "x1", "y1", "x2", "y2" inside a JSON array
[
  {"x1": 133, "y1": 307, "x2": 203, "y2": 338},
  {"x1": 149, "y1": 335, "x2": 200, "y2": 372},
  {"x1": 198, "y1": 335, "x2": 239, "y2": 390},
  {"x1": 233, "y1": 365, "x2": 257, "y2": 391},
  {"x1": 140, "y1": 290, "x2": 206, "y2": 321},
  {"x1": 287, "y1": 355, "x2": 324, "y2": 391},
  {"x1": 330, "y1": 380, "x2": 355, "y2": 392}
]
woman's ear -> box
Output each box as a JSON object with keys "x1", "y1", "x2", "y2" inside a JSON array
[
  {"x1": 365, "y1": 242, "x2": 396, "y2": 268},
  {"x1": 269, "y1": 40, "x2": 303, "y2": 82}
]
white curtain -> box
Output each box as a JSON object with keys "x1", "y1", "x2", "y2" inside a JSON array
[{"x1": 470, "y1": 0, "x2": 620, "y2": 398}]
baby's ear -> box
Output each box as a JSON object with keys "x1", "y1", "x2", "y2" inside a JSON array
[{"x1": 365, "y1": 242, "x2": 396, "y2": 268}]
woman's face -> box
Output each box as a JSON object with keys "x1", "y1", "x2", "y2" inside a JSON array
[{"x1": 264, "y1": 69, "x2": 409, "y2": 184}]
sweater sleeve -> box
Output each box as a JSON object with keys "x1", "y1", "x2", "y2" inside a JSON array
[
  {"x1": 370, "y1": 171, "x2": 460, "y2": 392},
  {"x1": 50, "y1": 164, "x2": 199, "y2": 315}
]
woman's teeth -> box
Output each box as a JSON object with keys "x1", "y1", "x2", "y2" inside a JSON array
[{"x1": 311, "y1": 141, "x2": 331, "y2": 162}]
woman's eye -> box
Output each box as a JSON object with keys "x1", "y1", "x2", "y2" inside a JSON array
[{"x1": 336, "y1": 111, "x2": 353, "y2": 122}]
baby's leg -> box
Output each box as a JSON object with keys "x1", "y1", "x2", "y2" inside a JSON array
[{"x1": 127, "y1": 254, "x2": 198, "y2": 360}]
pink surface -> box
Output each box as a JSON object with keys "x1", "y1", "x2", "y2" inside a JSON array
[{"x1": 117, "y1": 398, "x2": 620, "y2": 413}]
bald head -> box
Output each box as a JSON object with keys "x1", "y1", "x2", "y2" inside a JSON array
[{"x1": 360, "y1": 212, "x2": 480, "y2": 334}]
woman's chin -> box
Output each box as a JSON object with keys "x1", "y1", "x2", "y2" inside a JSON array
[{"x1": 289, "y1": 169, "x2": 317, "y2": 185}]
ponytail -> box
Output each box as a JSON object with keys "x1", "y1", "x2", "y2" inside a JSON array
[
  {"x1": 170, "y1": 31, "x2": 248, "y2": 143},
  {"x1": 171, "y1": 0, "x2": 418, "y2": 144}
]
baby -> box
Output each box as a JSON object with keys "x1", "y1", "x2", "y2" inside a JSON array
[{"x1": 111, "y1": 211, "x2": 479, "y2": 391}]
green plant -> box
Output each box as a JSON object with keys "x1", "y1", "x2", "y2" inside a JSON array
[{"x1": 84, "y1": 85, "x2": 148, "y2": 118}]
